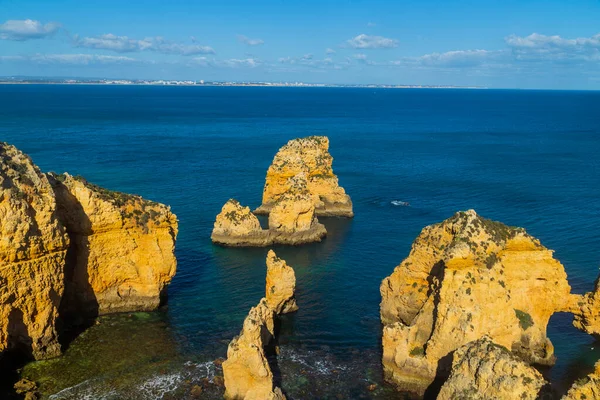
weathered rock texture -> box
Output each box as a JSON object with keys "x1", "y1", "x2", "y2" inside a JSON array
[
  {"x1": 222, "y1": 299, "x2": 286, "y2": 400},
  {"x1": 255, "y1": 136, "x2": 353, "y2": 217},
  {"x1": 380, "y1": 210, "x2": 575, "y2": 394},
  {"x1": 265, "y1": 250, "x2": 298, "y2": 314},
  {"x1": 48, "y1": 173, "x2": 178, "y2": 318},
  {"x1": 562, "y1": 361, "x2": 600, "y2": 400},
  {"x1": 571, "y1": 276, "x2": 600, "y2": 338},
  {"x1": 0, "y1": 143, "x2": 69, "y2": 360},
  {"x1": 211, "y1": 193, "x2": 325, "y2": 247},
  {"x1": 437, "y1": 337, "x2": 550, "y2": 400}
]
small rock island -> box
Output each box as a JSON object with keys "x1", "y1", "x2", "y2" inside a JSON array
[
  {"x1": 223, "y1": 250, "x2": 297, "y2": 399},
  {"x1": 212, "y1": 135, "x2": 355, "y2": 247},
  {"x1": 255, "y1": 136, "x2": 353, "y2": 217},
  {"x1": 380, "y1": 209, "x2": 600, "y2": 398},
  {"x1": 0, "y1": 142, "x2": 178, "y2": 364}
]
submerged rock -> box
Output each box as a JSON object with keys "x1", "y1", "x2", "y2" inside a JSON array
[
  {"x1": 0, "y1": 142, "x2": 69, "y2": 360},
  {"x1": 48, "y1": 173, "x2": 178, "y2": 318},
  {"x1": 380, "y1": 210, "x2": 574, "y2": 394},
  {"x1": 437, "y1": 337, "x2": 550, "y2": 400},
  {"x1": 255, "y1": 136, "x2": 353, "y2": 217},
  {"x1": 562, "y1": 361, "x2": 600, "y2": 400},
  {"x1": 265, "y1": 250, "x2": 298, "y2": 314},
  {"x1": 222, "y1": 299, "x2": 286, "y2": 400}
]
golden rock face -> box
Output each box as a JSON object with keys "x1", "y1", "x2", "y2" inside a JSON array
[
  {"x1": 437, "y1": 337, "x2": 550, "y2": 400},
  {"x1": 563, "y1": 361, "x2": 600, "y2": 400},
  {"x1": 49, "y1": 173, "x2": 178, "y2": 317},
  {"x1": 380, "y1": 210, "x2": 573, "y2": 394},
  {"x1": 265, "y1": 250, "x2": 298, "y2": 314},
  {"x1": 572, "y1": 277, "x2": 600, "y2": 337},
  {"x1": 0, "y1": 143, "x2": 69, "y2": 360},
  {"x1": 255, "y1": 136, "x2": 353, "y2": 217},
  {"x1": 222, "y1": 299, "x2": 285, "y2": 400}
]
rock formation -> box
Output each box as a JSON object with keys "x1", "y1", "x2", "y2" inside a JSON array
[
  {"x1": 0, "y1": 142, "x2": 178, "y2": 364},
  {"x1": 222, "y1": 299, "x2": 285, "y2": 400},
  {"x1": 571, "y1": 276, "x2": 600, "y2": 338},
  {"x1": 255, "y1": 136, "x2": 353, "y2": 217},
  {"x1": 380, "y1": 210, "x2": 575, "y2": 394},
  {"x1": 212, "y1": 177, "x2": 326, "y2": 247},
  {"x1": 48, "y1": 173, "x2": 178, "y2": 318},
  {"x1": 0, "y1": 143, "x2": 69, "y2": 360},
  {"x1": 223, "y1": 252, "x2": 298, "y2": 399},
  {"x1": 562, "y1": 361, "x2": 600, "y2": 400},
  {"x1": 265, "y1": 250, "x2": 298, "y2": 314},
  {"x1": 437, "y1": 337, "x2": 550, "y2": 400}
]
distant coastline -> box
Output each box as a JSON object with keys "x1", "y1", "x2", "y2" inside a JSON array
[{"x1": 0, "y1": 77, "x2": 484, "y2": 89}]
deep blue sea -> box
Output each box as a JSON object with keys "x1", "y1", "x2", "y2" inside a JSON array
[{"x1": 1, "y1": 85, "x2": 599, "y2": 399}]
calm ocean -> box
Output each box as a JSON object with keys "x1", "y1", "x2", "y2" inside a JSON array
[{"x1": 1, "y1": 85, "x2": 599, "y2": 399}]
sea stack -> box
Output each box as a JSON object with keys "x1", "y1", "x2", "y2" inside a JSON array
[
  {"x1": 211, "y1": 182, "x2": 326, "y2": 247},
  {"x1": 265, "y1": 250, "x2": 298, "y2": 314},
  {"x1": 255, "y1": 136, "x2": 353, "y2": 217},
  {"x1": 48, "y1": 173, "x2": 178, "y2": 318},
  {"x1": 0, "y1": 143, "x2": 69, "y2": 360},
  {"x1": 380, "y1": 210, "x2": 575, "y2": 394},
  {"x1": 0, "y1": 142, "x2": 178, "y2": 362},
  {"x1": 223, "y1": 252, "x2": 298, "y2": 399}
]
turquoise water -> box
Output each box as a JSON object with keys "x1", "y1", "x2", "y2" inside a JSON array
[{"x1": 1, "y1": 85, "x2": 599, "y2": 398}]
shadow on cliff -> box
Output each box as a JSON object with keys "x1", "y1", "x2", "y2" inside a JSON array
[
  {"x1": 0, "y1": 309, "x2": 34, "y2": 399},
  {"x1": 49, "y1": 178, "x2": 100, "y2": 352}
]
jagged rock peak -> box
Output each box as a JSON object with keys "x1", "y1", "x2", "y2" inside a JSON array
[
  {"x1": 266, "y1": 250, "x2": 298, "y2": 314},
  {"x1": 255, "y1": 136, "x2": 353, "y2": 217}
]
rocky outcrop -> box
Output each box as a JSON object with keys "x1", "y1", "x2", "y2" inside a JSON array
[
  {"x1": 48, "y1": 173, "x2": 178, "y2": 318},
  {"x1": 1, "y1": 142, "x2": 178, "y2": 365},
  {"x1": 437, "y1": 337, "x2": 550, "y2": 400},
  {"x1": 562, "y1": 361, "x2": 600, "y2": 400},
  {"x1": 380, "y1": 210, "x2": 574, "y2": 394},
  {"x1": 212, "y1": 181, "x2": 326, "y2": 247},
  {"x1": 571, "y1": 276, "x2": 600, "y2": 338},
  {"x1": 0, "y1": 143, "x2": 69, "y2": 360},
  {"x1": 223, "y1": 252, "x2": 299, "y2": 399},
  {"x1": 255, "y1": 136, "x2": 353, "y2": 217},
  {"x1": 222, "y1": 299, "x2": 286, "y2": 400},
  {"x1": 265, "y1": 250, "x2": 298, "y2": 314}
]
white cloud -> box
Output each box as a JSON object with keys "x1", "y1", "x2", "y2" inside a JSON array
[
  {"x1": 189, "y1": 57, "x2": 261, "y2": 68},
  {"x1": 346, "y1": 34, "x2": 398, "y2": 49},
  {"x1": 237, "y1": 35, "x2": 264, "y2": 46},
  {"x1": 75, "y1": 34, "x2": 215, "y2": 55},
  {"x1": 0, "y1": 19, "x2": 60, "y2": 41},
  {"x1": 367, "y1": 22, "x2": 377, "y2": 27},
  {"x1": 353, "y1": 53, "x2": 367, "y2": 60},
  {"x1": 416, "y1": 49, "x2": 500, "y2": 67},
  {"x1": 325, "y1": 48, "x2": 336, "y2": 55},
  {"x1": 505, "y1": 32, "x2": 600, "y2": 62},
  {"x1": 0, "y1": 53, "x2": 142, "y2": 65}
]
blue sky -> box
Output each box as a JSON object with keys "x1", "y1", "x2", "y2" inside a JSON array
[{"x1": 1, "y1": 0, "x2": 599, "y2": 89}]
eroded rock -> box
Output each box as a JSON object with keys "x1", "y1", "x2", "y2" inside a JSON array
[
  {"x1": 265, "y1": 250, "x2": 298, "y2": 314},
  {"x1": 380, "y1": 210, "x2": 573, "y2": 394},
  {"x1": 48, "y1": 173, "x2": 178, "y2": 318},
  {"x1": 255, "y1": 136, "x2": 353, "y2": 217},
  {"x1": 437, "y1": 337, "x2": 550, "y2": 400},
  {"x1": 0, "y1": 142, "x2": 69, "y2": 360},
  {"x1": 562, "y1": 361, "x2": 600, "y2": 400}
]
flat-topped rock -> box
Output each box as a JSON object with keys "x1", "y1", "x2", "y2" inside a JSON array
[{"x1": 255, "y1": 136, "x2": 353, "y2": 217}]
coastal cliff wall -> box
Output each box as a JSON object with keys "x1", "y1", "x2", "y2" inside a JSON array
[{"x1": 0, "y1": 143, "x2": 69, "y2": 360}]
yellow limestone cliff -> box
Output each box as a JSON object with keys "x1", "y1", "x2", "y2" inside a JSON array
[
  {"x1": 0, "y1": 143, "x2": 69, "y2": 360},
  {"x1": 265, "y1": 250, "x2": 298, "y2": 314},
  {"x1": 212, "y1": 175, "x2": 326, "y2": 247},
  {"x1": 562, "y1": 361, "x2": 600, "y2": 400},
  {"x1": 223, "y1": 252, "x2": 299, "y2": 399},
  {"x1": 380, "y1": 210, "x2": 574, "y2": 394},
  {"x1": 48, "y1": 173, "x2": 178, "y2": 317},
  {"x1": 255, "y1": 136, "x2": 353, "y2": 217},
  {"x1": 436, "y1": 337, "x2": 550, "y2": 400}
]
